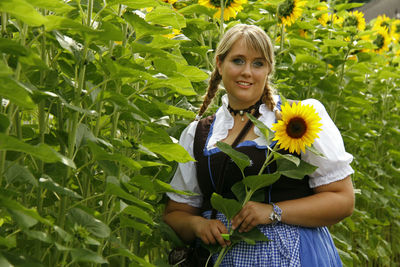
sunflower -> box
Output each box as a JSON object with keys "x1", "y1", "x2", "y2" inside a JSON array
[
  {"x1": 271, "y1": 102, "x2": 322, "y2": 154},
  {"x1": 373, "y1": 14, "x2": 391, "y2": 32},
  {"x1": 277, "y1": 0, "x2": 307, "y2": 26},
  {"x1": 362, "y1": 26, "x2": 391, "y2": 54},
  {"x1": 198, "y1": 0, "x2": 247, "y2": 21},
  {"x1": 391, "y1": 20, "x2": 400, "y2": 43},
  {"x1": 343, "y1": 10, "x2": 366, "y2": 31},
  {"x1": 316, "y1": 5, "x2": 329, "y2": 26}
]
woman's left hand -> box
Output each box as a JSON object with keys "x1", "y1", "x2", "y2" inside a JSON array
[{"x1": 231, "y1": 201, "x2": 273, "y2": 233}]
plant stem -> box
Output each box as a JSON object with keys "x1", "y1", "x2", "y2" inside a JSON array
[{"x1": 219, "y1": 0, "x2": 224, "y2": 38}]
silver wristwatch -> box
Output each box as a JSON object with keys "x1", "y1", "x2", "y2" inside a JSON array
[{"x1": 269, "y1": 202, "x2": 282, "y2": 224}]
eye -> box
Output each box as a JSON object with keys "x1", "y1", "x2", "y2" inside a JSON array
[
  {"x1": 253, "y1": 60, "x2": 264, "y2": 68},
  {"x1": 232, "y1": 58, "x2": 245, "y2": 65}
]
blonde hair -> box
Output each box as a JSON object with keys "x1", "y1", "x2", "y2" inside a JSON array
[{"x1": 197, "y1": 24, "x2": 277, "y2": 119}]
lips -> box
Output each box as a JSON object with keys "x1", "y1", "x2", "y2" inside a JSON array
[{"x1": 237, "y1": 81, "x2": 252, "y2": 88}]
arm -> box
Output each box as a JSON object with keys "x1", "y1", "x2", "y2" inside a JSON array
[
  {"x1": 231, "y1": 175, "x2": 354, "y2": 232},
  {"x1": 163, "y1": 199, "x2": 231, "y2": 247}
]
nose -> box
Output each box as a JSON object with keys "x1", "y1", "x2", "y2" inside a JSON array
[{"x1": 241, "y1": 62, "x2": 251, "y2": 77}]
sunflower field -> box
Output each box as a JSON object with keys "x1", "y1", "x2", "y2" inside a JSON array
[{"x1": 0, "y1": 0, "x2": 399, "y2": 266}]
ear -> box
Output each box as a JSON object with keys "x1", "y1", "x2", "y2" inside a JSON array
[{"x1": 216, "y1": 56, "x2": 222, "y2": 76}]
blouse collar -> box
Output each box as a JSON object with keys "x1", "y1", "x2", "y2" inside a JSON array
[{"x1": 206, "y1": 94, "x2": 280, "y2": 151}]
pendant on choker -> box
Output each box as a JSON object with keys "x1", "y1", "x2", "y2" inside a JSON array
[{"x1": 227, "y1": 99, "x2": 262, "y2": 121}]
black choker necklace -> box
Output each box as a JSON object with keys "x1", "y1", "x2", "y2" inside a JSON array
[{"x1": 227, "y1": 99, "x2": 263, "y2": 121}]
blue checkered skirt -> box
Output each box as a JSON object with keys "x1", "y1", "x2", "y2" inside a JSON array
[{"x1": 203, "y1": 211, "x2": 342, "y2": 267}]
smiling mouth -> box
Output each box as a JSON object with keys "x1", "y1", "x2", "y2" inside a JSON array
[{"x1": 237, "y1": 81, "x2": 252, "y2": 86}]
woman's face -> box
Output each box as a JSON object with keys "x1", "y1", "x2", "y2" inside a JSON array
[{"x1": 217, "y1": 38, "x2": 270, "y2": 109}]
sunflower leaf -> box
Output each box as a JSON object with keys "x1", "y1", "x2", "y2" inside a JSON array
[
  {"x1": 216, "y1": 141, "x2": 251, "y2": 173},
  {"x1": 210, "y1": 193, "x2": 242, "y2": 220},
  {"x1": 271, "y1": 151, "x2": 301, "y2": 166},
  {"x1": 276, "y1": 158, "x2": 317, "y2": 179},
  {"x1": 243, "y1": 173, "x2": 281, "y2": 193},
  {"x1": 247, "y1": 113, "x2": 274, "y2": 145}
]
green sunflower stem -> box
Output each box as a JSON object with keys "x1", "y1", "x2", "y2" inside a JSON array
[
  {"x1": 219, "y1": 0, "x2": 225, "y2": 38},
  {"x1": 280, "y1": 24, "x2": 285, "y2": 53}
]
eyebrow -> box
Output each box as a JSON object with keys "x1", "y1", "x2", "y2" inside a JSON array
[{"x1": 231, "y1": 54, "x2": 266, "y2": 61}]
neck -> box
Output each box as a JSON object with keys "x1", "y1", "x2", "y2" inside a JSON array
[{"x1": 227, "y1": 99, "x2": 262, "y2": 121}]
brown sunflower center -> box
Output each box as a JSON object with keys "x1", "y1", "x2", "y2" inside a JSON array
[
  {"x1": 210, "y1": 0, "x2": 234, "y2": 8},
  {"x1": 278, "y1": 0, "x2": 295, "y2": 18},
  {"x1": 286, "y1": 117, "x2": 307, "y2": 138},
  {"x1": 374, "y1": 34, "x2": 385, "y2": 49}
]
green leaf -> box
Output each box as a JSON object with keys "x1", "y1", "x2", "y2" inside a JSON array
[
  {"x1": 242, "y1": 173, "x2": 281, "y2": 193},
  {"x1": 154, "y1": 101, "x2": 195, "y2": 119},
  {"x1": 143, "y1": 143, "x2": 194, "y2": 163},
  {"x1": 120, "y1": 216, "x2": 152, "y2": 235},
  {"x1": 231, "y1": 227, "x2": 269, "y2": 245},
  {"x1": 272, "y1": 151, "x2": 300, "y2": 166},
  {"x1": 176, "y1": 64, "x2": 208, "y2": 82},
  {"x1": 71, "y1": 248, "x2": 108, "y2": 264},
  {"x1": 0, "y1": 133, "x2": 76, "y2": 169},
  {"x1": 109, "y1": 0, "x2": 160, "y2": 9},
  {"x1": 247, "y1": 113, "x2": 274, "y2": 144},
  {"x1": 0, "y1": 0, "x2": 47, "y2": 26},
  {"x1": 158, "y1": 220, "x2": 185, "y2": 247},
  {"x1": 39, "y1": 175, "x2": 82, "y2": 199},
  {"x1": 0, "y1": 114, "x2": 10, "y2": 133},
  {"x1": 0, "y1": 77, "x2": 35, "y2": 109},
  {"x1": 0, "y1": 38, "x2": 28, "y2": 56},
  {"x1": 87, "y1": 142, "x2": 142, "y2": 171},
  {"x1": 68, "y1": 208, "x2": 111, "y2": 239},
  {"x1": 0, "y1": 235, "x2": 16, "y2": 249},
  {"x1": 121, "y1": 205, "x2": 154, "y2": 225},
  {"x1": 306, "y1": 144, "x2": 325, "y2": 157},
  {"x1": 295, "y1": 54, "x2": 325, "y2": 67},
  {"x1": 106, "y1": 176, "x2": 154, "y2": 211},
  {"x1": 23, "y1": 229, "x2": 53, "y2": 243},
  {"x1": 146, "y1": 6, "x2": 186, "y2": 29},
  {"x1": 289, "y1": 39, "x2": 318, "y2": 51},
  {"x1": 210, "y1": 193, "x2": 242, "y2": 220},
  {"x1": 29, "y1": 0, "x2": 75, "y2": 13},
  {"x1": 178, "y1": 4, "x2": 215, "y2": 17},
  {"x1": 276, "y1": 158, "x2": 317, "y2": 179},
  {"x1": 0, "y1": 192, "x2": 52, "y2": 226},
  {"x1": 124, "y1": 13, "x2": 170, "y2": 39},
  {"x1": 216, "y1": 141, "x2": 251, "y2": 173},
  {"x1": 44, "y1": 15, "x2": 95, "y2": 32},
  {"x1": 4, "y1": 161, "x2": 38, "y2": 187},
  {"x1": 154, "y1": 179, "x2": 198, "y2": 196},
  {"x1": 335, "y1": 2, "x2": 364, "y2": 11},
  {"x1": 0, "y1": 61, "x2": 12, "y2": 77},
  {"x1": 0, "y1": 253, "x2": 13, "y2": 267},
  {"x1": 231, "y1": 181, "x2": 246, "y2": 203},
  {"x1": 323, "y1": 39, "x2": 349, "y2": 48},
  {"x1": 8, "y1": 209, "x2": 38, "y2": 229},
  {"x1": 116, "y1": 247, "x2": 156, "y2": 267}
]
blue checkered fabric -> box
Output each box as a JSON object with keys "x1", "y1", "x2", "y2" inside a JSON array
[{"x1": 203, "y1": 210, "x2": 301, "y2": 267}]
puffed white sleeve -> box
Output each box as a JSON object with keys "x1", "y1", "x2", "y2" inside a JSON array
[
  {"x1": 301, "y1": 99, "x2": 354, "y2": 188},
  {"x1": 166, "y1": 121, "x2": 203, "y2": 208}
]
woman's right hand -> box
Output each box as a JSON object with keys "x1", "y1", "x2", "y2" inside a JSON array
[
  {"x1": 192, "y1": 217, "x2": 231, "y2": 247},
  {"x1": 164, "y1": 199, "x2": 230, "y2": 247}
]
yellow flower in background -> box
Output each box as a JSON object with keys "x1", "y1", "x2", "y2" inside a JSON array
[
  {"x1": 362, "y1": 26, "x2": 391, "y2": 54},
  {"x1": 277, "y1": 0, "x2": 307, "y2": 26},
  {"x1": 198, "y1": 0, "x2": 247, "y2": 21},
  {"x1": 163, "y1": 28, "x2": 182, "y2": 39},
  {"x1": 330, "y1": 13, "x2": 344, "y2": 26},
  {"x1": 163, "y1": 0, "x2": 178, "y2": 3},
  {"x1": 373, "y1": 14, "x2": 391, "y2": 31},
  {"x1": 343, "y1": 10, "x2": 366, "y2": 31},
  {"x1": 271, "y1": 102, "x2": 322, "y2": 154},
  {"x1": 391, "y1": 20, "x2": 400, "y2": 43},
  {"x1": 316, "y1": 5, "x2": 329, "y2": 26}
]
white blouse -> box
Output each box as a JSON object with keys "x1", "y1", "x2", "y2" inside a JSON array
[{"x1": 166, "y1": 95, "x2": 354, "y2": 208}]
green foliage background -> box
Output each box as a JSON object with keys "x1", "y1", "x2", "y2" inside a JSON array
[{"x1": 0, "y1": 0, "x2": 399, "y2": 266}]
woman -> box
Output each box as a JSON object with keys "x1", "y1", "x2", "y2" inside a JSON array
[{"x1": 164, "y1": 24, "x2": 354, "y2": 266}]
